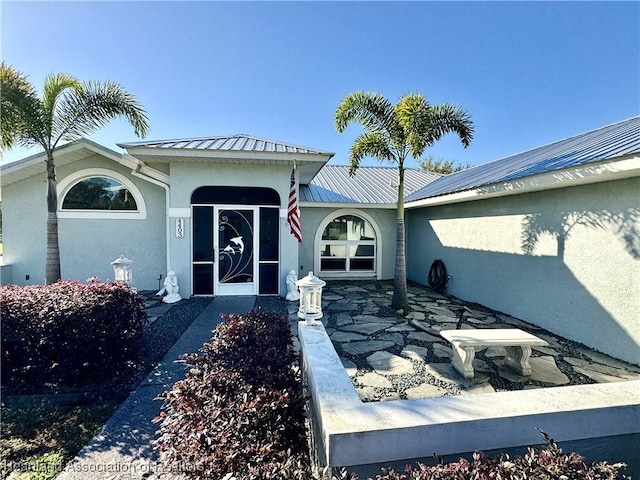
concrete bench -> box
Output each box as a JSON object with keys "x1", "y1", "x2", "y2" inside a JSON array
[{"x1": 440, "y1": 329, "x2": 549, "y2": 379}]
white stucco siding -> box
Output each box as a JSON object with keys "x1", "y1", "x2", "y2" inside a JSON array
[
  {"x1": 2, "y1": 173, "x2": 47, "y2": 284},
  {"x1": 406, "y1": 177, "x2": 640, "y2": 365},
  {"x1": 299, "y1": 207, "x2": 397, "y2": 281},
  {"x1": 2, "y1": 154, "x2": 166, "y2": 289},
  {"x1": 168, "y1": 162, "x2": 297, "y2": 296}
]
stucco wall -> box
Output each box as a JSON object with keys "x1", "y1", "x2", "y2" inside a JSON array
[
  {"x1": 2, "y1": 154, "x2": 166, "y2": 290},
  {"x1": 406, "y1": 177, "x2": 640, "y2": 365},
  {"x1": 299, "y1": 206, "x2": 397, "y2": 281},
  {"x1": 168, "y1": 162, "x2": 299, "y2": 296}
]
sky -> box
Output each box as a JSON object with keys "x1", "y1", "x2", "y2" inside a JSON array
[{"x1": 1, "y1": 1, "x2": 639, "y2": 169}]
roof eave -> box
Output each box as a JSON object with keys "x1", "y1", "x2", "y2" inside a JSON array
[
  {"x1": 406, "y1": 153, "x2": 640, "y2": 209},
  {"x1": 122, "y1": 146, "x2": 334, "y2": 184},
  {"x1": 1, "y1": 139, "x2": 125, "y2": 186},
  {"x1": 121, "y1": 145, "x2": 333, "y2": 160}
]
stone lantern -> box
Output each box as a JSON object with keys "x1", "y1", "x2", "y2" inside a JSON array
[
  {"x1": 296, "y1": 271, "x2": 326, "y2": 325},
  {"x1": 111, "y1": 255, "x2": 133, "y2": 284}
]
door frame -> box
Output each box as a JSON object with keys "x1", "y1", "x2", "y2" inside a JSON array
[
  {"x1": 191, "y1": 186, "x2": 282, "y2": 297},
  {"x1": 213, "y1": 205, "x2": 259, "y2": 296}
]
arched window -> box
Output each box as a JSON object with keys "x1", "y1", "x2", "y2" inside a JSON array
[
  {"x1": 62, "y1": 177, "x2": 138, "y2": 210},
  {"x1": 58, "y1": 169, "x2": 146, "y2": 219},
  {"x1": 316, "y1": 211, "x2": 380, "y2": 277}
]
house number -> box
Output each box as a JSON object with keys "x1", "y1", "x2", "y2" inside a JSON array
[{"x1": 176, "y1": 218, "x2": 184, "y2": 238}]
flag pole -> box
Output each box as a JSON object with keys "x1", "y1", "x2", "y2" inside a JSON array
[{"x1": 287, "y1": 158, "x2": 303, "y2": 243}]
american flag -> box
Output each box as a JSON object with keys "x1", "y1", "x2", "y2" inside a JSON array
[{"x1": 288, "y1": 162, "x2": 302, "y2": 243}]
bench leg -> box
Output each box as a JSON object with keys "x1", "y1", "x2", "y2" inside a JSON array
[
  {"x1": 504, "y1": 346, "x2": 533, "y2": 376},
  {"x1": 450, "y1": 344, "x2": 476, "y2": 379}
]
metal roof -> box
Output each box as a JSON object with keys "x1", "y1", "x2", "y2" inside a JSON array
[
  {"x1": 300, "y1": 165, "x2": 441, "y2": 205},
  {"x1": 118, "y1": 134, "x2": 331, "y2": 155},
  {"x1": 406, "y1": 117, "x2": 640, "y2": 202}
]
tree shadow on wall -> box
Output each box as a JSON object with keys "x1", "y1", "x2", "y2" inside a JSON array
[{"x1": 521, "y1": 207, "x2": 640, "y2": 260}]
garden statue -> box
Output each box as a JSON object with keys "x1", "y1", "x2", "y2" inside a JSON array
[
  {"x1": 157, "y1": 271, "x2": 182, "y2": 303},
  {"x1": 285, "y1": 270, "x2": 300, "y2": 301}
]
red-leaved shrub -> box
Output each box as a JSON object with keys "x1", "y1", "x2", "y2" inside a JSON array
[
  {"x1": 342, "y1": 439, "x2": 630, "y2": 480},
  {"x1": 154, "y1": 311, "x2": 310, "y2": 480},
  {"x1": 1, "y1": 280, "x2": 147, "y2": 389}
]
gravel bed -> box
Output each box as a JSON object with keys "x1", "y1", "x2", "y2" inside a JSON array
[
  {"x1": 136, "y1": 293, "x2": 212, "y2": 370},
  {"x1": 253, "y1": 295, "x2": 289, "y2": 316}
]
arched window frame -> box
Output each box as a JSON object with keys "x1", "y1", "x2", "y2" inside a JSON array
[
  {"x1": 314, "y1": 209, "x2": 382, "y2": 279},
  {"x1": 57, "y1": 168, "x2": 147, "y2": 219}
]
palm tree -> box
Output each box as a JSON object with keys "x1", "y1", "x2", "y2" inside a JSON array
[
  {"x1": 335, "y1": 91, "x2": 473, "y2": 311},
  {"x1": 1, "y1": 63, "x2": 149, "y2": 284}
]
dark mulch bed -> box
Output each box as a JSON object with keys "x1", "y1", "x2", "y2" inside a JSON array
[
  {"x1": 253, "y1": 295, "x2": 289, "y2": 316},
  {"x1": 136, "y1": 295, "x2": 213, "y2": 373}
]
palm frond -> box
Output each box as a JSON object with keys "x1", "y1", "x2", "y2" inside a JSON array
[
  {"x1": 42, "y1": 72, "x2": 81, "y2": 142},
  {"x1": 51, "y1": 80, "x2": 149, "y2": 146},
  {"x1": 428, "y1": 103, "x2": 474, "y2": 148},
  {"x1": 348, "y1": 131, "x2": 395, "y2": 176},
  {"x1": 395, "y1": 92, "x2": 432, "y2": 159},
  {"x1": 0, "y1": 62, "x2": 47, "y2": 150},
  {"x1": 335, "y1": 91, "x2": 396, "y2": 135}
]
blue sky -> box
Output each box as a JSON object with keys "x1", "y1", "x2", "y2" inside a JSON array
[{"x1": 2, "y1": 1, "x2": 638, "y2": 168}]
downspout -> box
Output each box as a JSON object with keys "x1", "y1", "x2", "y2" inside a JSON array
[{"x1": 128, "y1": 160, "x2": 172, "y2": 274}]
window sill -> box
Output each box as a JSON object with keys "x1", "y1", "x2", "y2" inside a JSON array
[{"x1": 57, "y1": 210, "x2": 146, "y2": 220}]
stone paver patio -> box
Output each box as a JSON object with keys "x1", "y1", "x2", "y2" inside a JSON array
[{"x1": 288, "y1": 280, "x2": 640, "y2": 402}]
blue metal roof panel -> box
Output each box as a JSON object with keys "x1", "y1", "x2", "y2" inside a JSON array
[
  {"x1": 300, "y1": 165, "x2": 441, "y2": 204},
  {"x1": 406, "y1": 117, "x2": 640, "y2": 202},
  {"x1": 118, "y1": 134, "x2": 331, "y2": 155}
]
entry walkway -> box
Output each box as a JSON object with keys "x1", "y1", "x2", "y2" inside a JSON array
[{"x1": 57, "y1": 296, "x2": 256, "y2": 480}]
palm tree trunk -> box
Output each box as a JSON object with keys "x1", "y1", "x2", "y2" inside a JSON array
[
  {"x1": 45, "y1": 152, "x2": 61, "y2": 284},
  {"x1": 391, "y1": 166, "x2": 408, "y2": 311}
]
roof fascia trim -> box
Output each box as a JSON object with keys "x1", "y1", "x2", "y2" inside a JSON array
[
  {"x1": 122, "y1": 146, "x2": 334, "y2": 162},
  {"x1": 121, "y1": 154, "x2": 170, "y2": 185},
  {"x1": 406, "y1": 154, "x2": 640, "y2": 209},
  {"x1": 1, "y1": 139, "x2": 125, "y2": 183}
]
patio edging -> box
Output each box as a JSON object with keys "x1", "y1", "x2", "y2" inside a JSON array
[{"x1": 298, "y1": 321, "x2": 640, "y2": 468}]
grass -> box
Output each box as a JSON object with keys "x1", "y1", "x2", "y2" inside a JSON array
[{"x1": 0, "y1": 403, "x2": 118, "y2": 480}]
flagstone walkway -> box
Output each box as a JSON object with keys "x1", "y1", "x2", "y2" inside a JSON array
[{"x1": 285, "y1": 281, "x2": 640, "y2": 402}]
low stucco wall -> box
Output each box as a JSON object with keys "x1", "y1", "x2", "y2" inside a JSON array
[
  {"x1": 2, "y1": 154, "x2": 166, "y2": 289},
  {"x1": 299, "y1": 321, "x2": 640, "y2": 468},
  {"x1": 406, "y1": 177, "x2": 640, "y2": 365}
]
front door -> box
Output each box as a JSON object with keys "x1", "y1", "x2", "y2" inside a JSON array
[
  {"x1": 192, "y1": 196, "x2": 280, "y2": 296},
  {"x1": 214, "y1": 207, "x2": 257, "y2": 295}
]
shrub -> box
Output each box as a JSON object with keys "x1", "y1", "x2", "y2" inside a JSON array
[
  {"x1": 1, "y1": 280, "x2": 147, "y2": 389},
  {"x1": 341, "y1": 433, "x2": 630, "y2": 480},
  {"x1": 154, "y1": 311, "x2": 310, "y2": 480}
]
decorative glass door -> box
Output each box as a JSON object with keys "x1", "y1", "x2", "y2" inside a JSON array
[
  {"x1": 214, "y1": 207, "x2": 257, "y2": 295},
  {"x1": 192, "y1": 201, "x2": 279, "y2": 296}
]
